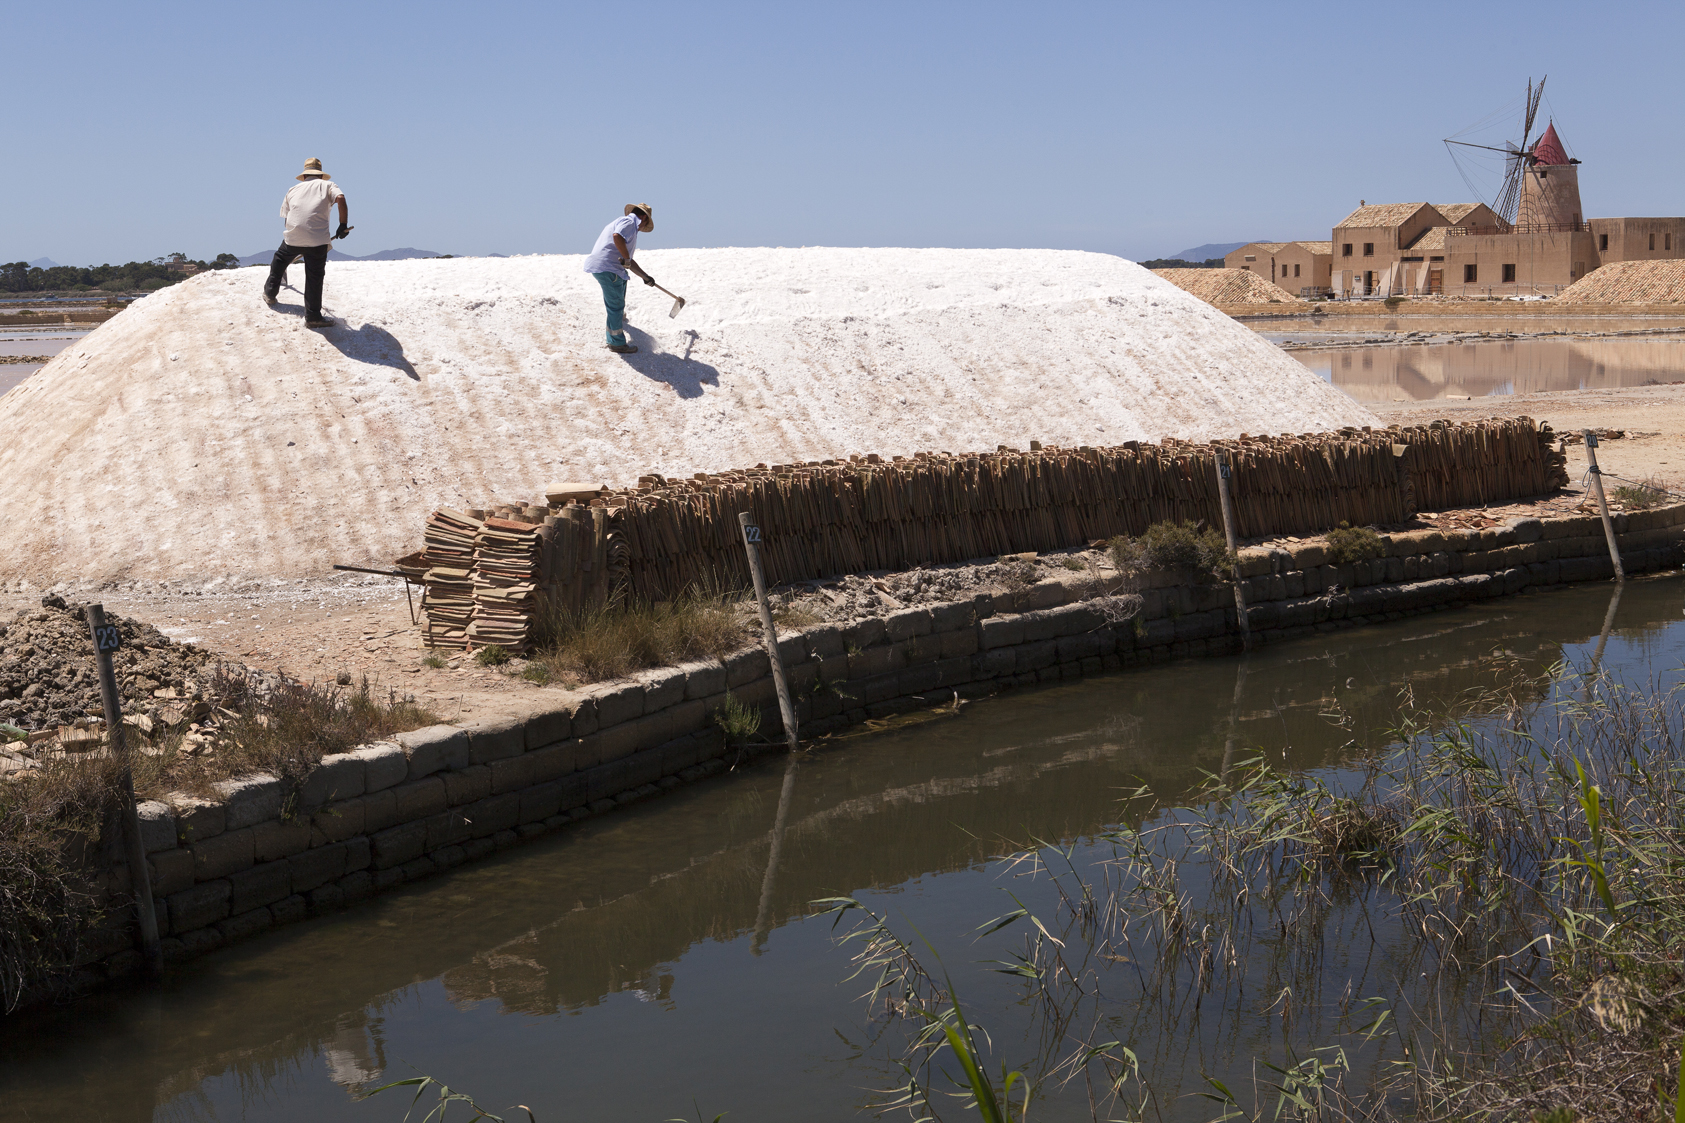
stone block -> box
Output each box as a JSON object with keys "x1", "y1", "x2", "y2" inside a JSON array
[
  {"x1": 884, "y1": 607, "x2": 934, "y2": 642},
  {"x1": 463, "y1": 793, "x2": 521, "y2": 838},
  {"x1": 192, "y1": 827, "x2": 254, "y2": 881},
  {"x1": 253, "y1": 817, "x2": 313, "y2": 862},
  {"x1": 524, "y1": 707, "x2": 572, "y2": 750},
  {"x1": 229, "y1": 860, "x2": 292, "y2": 914},
  {"x1": 217, "y1": 907, "x2": 273, "y2": 943},
  {"x1": 526, "y1": 742, "x2": 575, "y2": 783},
  {"x1": 371, "y1": 821, "x2": 428, "y2": 870},
  {"x1": 938, "y1": 628, "x2": 979, "y2": 658},
  {"x1": 803, "y1": 625, "x2": 846, "y2": 659},
  {"x1": 167, "y1": 793, "x2": 226, "y2": 843},
  {"x1": 149, "y1": 848, "x2": 195, "y2": 897},
  {"x1": 462, "y1": 837, "x2": 497, "y2": 862},
  {"x1": 443, "y1": 764, "x2": 491, "y2": 806},
  {"x1": 362, "y1": 789, "x2": 398, "y2": 833},
  {"x1": 168, "y1": 880, "x2": 231, "y2": 934},
  {"x1": 344, "y1": 836, "x2": 371, "y2": 872},
  {"x1": 682, "y1": 660, "x2": 728, "y2": 699},
  {"x1": 207, "y1": 775, "x2": 282, "y2": 830},
  {"x1": 300, "y1": 753, "x2": 366, "y2": 810},
  {"x1": 466, "y1": 715, "x2": 526, "y2": 764},
  {"x1": 840, "y1": 616, "x2": 886, "y2": 651},
  {"x1": 1022, "y1": 581, "x2": 1067, "y2": 610},
  {"x1": 1507, "y1": 516, "x2": 1544, "y2": 544},
  {"x1": 570, "y1": 733, "x2": 603, "y2": 770},
  {"x1": 980, "y1": 614, "x2": 1026, "y2": 649},
  {"x1": 393, "y1": 777, "x2": 447, "y2": 821},
  {"x1": 569, "y1": 697, "x2": 600, "y2": 736},
  {"x1": 271, "y1": 895, "x2": 308, "y2": 927},
  {"x1": 1057, "y1": 632, "x2": 1102, "y2": 662},
  {"x1": 846, "y1": 645, "x2": 897, "y2": 680},
  {"x1": 818, "y1": 654, "x2": 850, "y2": 684},
  {"x1": 1015, "y1": 640, "x2": 1059, "y2": 674},
  {"x1": 899, "y1": 663, "x2": 942, "y2": 695},
  {"x1": 309, "y1": 797, "x2": 366, "y2": 845},
  {"x1": 640, "y1": 666, "x2": 689, "y2": 712},
  {"x1": 860, "y1": 673, "x2": 902, "y2": 704},
  {"x1": 431, "y1": 845, "x2": 467, "y2": 870},
  {"x1": 520, "y1": 780, "x2": 565, "y2": 824},
  {"x1": 556, "y1": 772, "x2": 590, "y2": 812},
  {"x1": 930, "y1": 601, "x2": 975, "y2": 632},
  {"x1": 425, "y1": 810, "x2": 472, "y2": 851},
  {"x1": 338, "y1": 870, "x2": 373, "y2": 904},
  {"x1": 399, "y1": 725, "x2": 470, "y2": 778},
  {"x1": 490, "y1": 753, "x2": 536, "y2": 795},
  {"x1": 725, "y1": 648, "x2": 771, "y2": 688},
  {"x1": 776, "y1": 633, "x2": 806, "y2": 667},
  {"x1": 352, "y1": 742, "x2": 410, "y2": 792},
  {"x1": 974, "y1": 647, "x2": 1015, "y2": 678},
  {"x1": 289, "y1": 843, "x2": 349, "y2": 893},
  {"x1": 933, "y1": 655, "x2": 973, "y2": 686}
]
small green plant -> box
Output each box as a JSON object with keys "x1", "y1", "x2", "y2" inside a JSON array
[
  {"x1": 1060, "y1": 556, "x2": 1087, "y2": 572},
  {"x1": 361, "y1": 1074, "x2": 535, "y2": 1121},
  {"x1": 1612, "y1": 477, "x2": 1669, "y2": 510},
  {"x1": 1109, "y1": 520, "x2": 1233, "y2": 581},
  {"x1": 474, "y1": 645, "x2": 511, "y2": 667},
  {"x1": 421, "y1": 652, "x2": 447, "y2": 669},
  {"x1": 518, "y1": 663, "x2": 552, "y2": 685},
  {"x1": 713, "y1": 693, "x2": 761, "y2": 744},
  {"x1": 1324, "y1": 521, "x2": 1385, "y2": 564}
]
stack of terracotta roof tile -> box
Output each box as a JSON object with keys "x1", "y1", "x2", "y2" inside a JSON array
[
  {"x1": 421, "y1": 508, "x2": 482, "y2": 649},
  {"x1": 468, "y1": 516, "x2": 542, "y2": 653}
]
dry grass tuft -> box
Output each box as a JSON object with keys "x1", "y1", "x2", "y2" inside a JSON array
[{"x1": 532, "y1": 591, "x2": 751, "y2": 686}]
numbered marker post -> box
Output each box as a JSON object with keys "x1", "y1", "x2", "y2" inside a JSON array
[
  {"x1": 737, "y1": 512, "x2": 800, "y2": 753},
  {"x1": 85, "y1": 604, "x2": 163, "y2": 977},
  {"x1": 1583, "y1": 429, "x2": 1625, "y2": 584},
  {"x1": 1214, "y1": 452, "x2": 1251, "y2": 651}
]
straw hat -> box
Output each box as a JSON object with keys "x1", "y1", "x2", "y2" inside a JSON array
[
  {"x1": 296, "y1": 157, "x2": 329, "y2": 181},
  {"x1": 624, "y1": 203, "x2": 654, "y2": 233}
]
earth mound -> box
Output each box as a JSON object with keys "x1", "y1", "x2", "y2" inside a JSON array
[
  {"x1": 1152, "y1": 268, "x2": 1304, "y2": 306},
  {"x1": 0, "y1": 248, "x2": 1374, "y2": 586},
  {"x1": 1556, "y1": 260, "x2": 1685, "y2": 303}
]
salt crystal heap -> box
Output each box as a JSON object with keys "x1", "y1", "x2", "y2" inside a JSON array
[{"x1": 0, "y1": 247, "x2": 1375, "y2": 585}]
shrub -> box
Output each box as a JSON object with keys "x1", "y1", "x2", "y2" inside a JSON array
[
  {"x1": 474, "y1": 645, "x2": 511, "y2": 667},
  {"x1": 713, "y1": 693, "x2": 762, "y2": 744},
  {"x1": 1612, "y1": 477, "x2": 1669, "y2": 510},
  {"x1": 420, "y1": 652, "x2": 447, "y2": 669},
  {"x1": 1109, "y1": 520, "x2": 1233, "y2": 581},
  {"x1": 533, "y1": 589, "x2": 749, "y2": 686},
  {"x1": 1324, "y1": 521, "x2": 1385, "y2": 563}
]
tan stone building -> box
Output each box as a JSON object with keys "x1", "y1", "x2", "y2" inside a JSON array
[{"x1": 1223, "y1": 241, "x2": 1333, "y2": 296}]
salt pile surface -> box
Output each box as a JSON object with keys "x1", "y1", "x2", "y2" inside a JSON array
[{"x1": 0, "y1": 248, "x2": 1375, "y2": 585}]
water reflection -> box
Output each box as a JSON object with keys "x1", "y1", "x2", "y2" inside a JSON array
[
  {"x1": 4, "y1": 579, "x2": 1685, "y2": 1121},
  {"x1": 1295, "y1": 335, "x2": 1685, "y2": 402}
]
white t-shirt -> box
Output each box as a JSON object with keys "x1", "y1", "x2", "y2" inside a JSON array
[
  {"x1": 280, "y1": 178, "x2": 345, "y2": 247},
  {"x1": 582, "y1": 214, "x2": 641, "y2": 278}
]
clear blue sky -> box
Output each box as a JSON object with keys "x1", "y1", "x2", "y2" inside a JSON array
[{"x1": 8, "y1": 1, "x2": 1684, "y2": 266}]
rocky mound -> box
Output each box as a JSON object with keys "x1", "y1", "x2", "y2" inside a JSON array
[
  {"x1": 1556, "y1": 260, "x2": 1685, "y2": 303},
  {"x1": 0, "y1": 597, "x2": 215, "y2": 733},
  {"x1": 1152, "y1": 268, "x2": 1304, "y2": 306},
  {"x1": 0, "y1": 248, "x2": 1373, "y2": 586}
]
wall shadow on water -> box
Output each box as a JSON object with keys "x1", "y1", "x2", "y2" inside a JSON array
[
  {"x1": 617, "y1": 326, "x2": 719, "y2": 398},
  {"x1": 0, "y1": 578, "x2": 1679, "y2": 1120}
]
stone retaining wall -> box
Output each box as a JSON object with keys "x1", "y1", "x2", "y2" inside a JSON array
[{"x1": 71, "y1": 503, "x2": 1685, "y2": 989}]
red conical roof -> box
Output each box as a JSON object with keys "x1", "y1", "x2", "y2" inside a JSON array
[{"x1": 1532, "y1": 121, "x2": 1569, "y2": 165}]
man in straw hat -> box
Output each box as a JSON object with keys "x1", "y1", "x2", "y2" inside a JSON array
[
  {"x1": 582, "y1": 203, "x2": 656, "y2": 354},
  {"x1": 263, "y1": 157, "x2": 352, "y2": 327}
]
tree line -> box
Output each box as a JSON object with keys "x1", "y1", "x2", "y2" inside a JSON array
[{"x1": 0, "y1": 254, "x2": 243, "y2": 294}]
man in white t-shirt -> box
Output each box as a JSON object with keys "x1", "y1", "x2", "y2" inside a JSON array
[
  {"x1": 583, "y1": 203, "x2": 655, "y2": 354},
  {"x1": 263, "y1": 157, "x2": 352, "y2": 327}
]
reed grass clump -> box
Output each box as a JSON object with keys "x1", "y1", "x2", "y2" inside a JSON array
[
  {"x1": 1108, "y1": 520, "x2": 1233, "y2": 582},
  {"x1": 532, "y1": 590, "x2": 750, "y2": 686},
  {"x1": 1323, "y1": 520, "x2": 1386, "y2": 563},
  {"x1": 1612, "y1": 477, "x2": 1669, "y2": 510}
]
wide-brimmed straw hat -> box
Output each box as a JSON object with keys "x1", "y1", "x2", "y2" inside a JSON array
[
  {"x1": 624, "y1": 203, "x2": 654, "y2": 233},
  {"x1": 296, "y1": 157, "x2": 328, "y2": 181}
]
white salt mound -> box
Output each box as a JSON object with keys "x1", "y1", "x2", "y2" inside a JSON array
[{"x1": 0, "y1": 247, "x2": 1376, "y2": 585}]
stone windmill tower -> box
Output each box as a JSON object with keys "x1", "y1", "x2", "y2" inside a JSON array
[{"x1": 1516, "y1": 120, "x2": 1583, "y2": 229}]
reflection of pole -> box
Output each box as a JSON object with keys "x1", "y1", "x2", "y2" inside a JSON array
[
  {"x1": 1215, "y1": 453, "x2": 1251, "y2": 652},
  {"x1": 1220, "y1": 656, "x2": 1250, "y2": 781},
  {"x1": 1586, "y1": 583, "x2": 1624, "y2": 694},
  {"x1": 738, "y1": 512, "x2": 800, "y2": 752},
  {"x1": 751, "y1": 749, "x2": 801, "y2": 955},
  {"x1": 1583, "y1": 430, "x2": 1625, "y2": 584}
]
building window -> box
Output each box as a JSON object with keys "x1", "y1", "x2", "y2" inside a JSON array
[
  {"x1": 1430, "y1": 256, "x2": 1444, "y2": 262},
  {"x1": 1243, "y1": 255, "x2": 1255, "y2": 262},
  {"x1": 1363, "y1": 242, "x2": 1374, "y2": 256},
  {"x1": 1669, "y1": 233, "x2": 1674, "y2": 251},
  {"x1": 1651, "y1": 234, "x2": 1657, "y2": 251},
  {"x1": 1465, "y1": 264, "x2": 1478, "y2": 283},
  {"x1": 1502, "y1": 264, "x2": 1516, "y2": 283},
  {"x1": 1573, "y1": 261, "x2": 1585, "y2": 277},
  {"x1": 1240, "y1": 265, "x2": 1249, "y2": 271},
  {"x1": 1600, "y1": 233, "x2": 1609, "y2": 251},
  {"x1": 1342, "y1": 243, "x2": 1353, "y2": 257},
  {"x1": 1294, "y1": 263, "x2": 1301, "y2": 277}
]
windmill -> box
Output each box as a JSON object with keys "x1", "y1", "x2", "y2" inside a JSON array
[{"x1": 1444, "y1": 77, "x2": 1549, "y2": 225}]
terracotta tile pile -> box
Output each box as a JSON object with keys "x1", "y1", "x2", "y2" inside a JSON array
[
  {"x1": 1152, "y1": 268, "x2": 1303, "y2": 306},
  {"x1": 1557, "y1": 260, "x2": 1685, "y2": 304},
  {"x1": 420, "y1": 508, "x2": 481, "y2": 650},
  {"x1": 467, "y1": 517, "x2": 542, "y2": 654}
]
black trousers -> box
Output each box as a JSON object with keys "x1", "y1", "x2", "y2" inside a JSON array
[{"x1": 265, "y1": 242, "x2": 329, "y2": 319}]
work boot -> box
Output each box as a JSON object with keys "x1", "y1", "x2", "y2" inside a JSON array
[
  {"x1": 607, "y1": 342, "x2": 639, "y2": 354},
  {"x1": 305, "y1": 314, "x2": 334, "y2": 328},
  {"x1": 263, "y1": 286, "x2": 279, "y2": 304}
]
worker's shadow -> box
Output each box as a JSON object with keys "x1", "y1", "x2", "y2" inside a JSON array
[
  {"x1": 618, "y1": 326, "x2": 718, "y2": 399},
  {"x1": 275, "y1": 294, "x2": 420, "y2": 381}
]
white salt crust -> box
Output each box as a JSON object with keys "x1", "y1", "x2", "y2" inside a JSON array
[{"x1": 0, "y1": 247, "x2": 1375, "y2": 584}]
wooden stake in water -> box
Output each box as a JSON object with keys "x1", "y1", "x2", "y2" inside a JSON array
[
  {"x1": 1582, "y1": 430, "x2": 1625, "y2": 584},
  {"x1": 85, "y1": 604, "x2": 164, "y2": 978},
  {"x1": 738, "y1": 512, "x2": 800, "y2": 753},
  {"x1": 1214, "y1": 453, "x2": 1252, "y2": 651}
]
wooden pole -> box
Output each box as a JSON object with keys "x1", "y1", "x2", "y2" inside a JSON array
[
  {"x1": 85, "y1": 604, "x2": 163, "y2": 978},
  {"x1": 738, "y1": 512, "x2": 800, "y2": 753},
  {"x1": 1214, "y1": 453, "x2": 1252, "y2": 651},
  {"x1": 1582, "y1": 430, "x2": 1625, "y2": 584}
]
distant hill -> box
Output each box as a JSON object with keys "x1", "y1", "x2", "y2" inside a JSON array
[
  {"x1": 1170, "y1": 242, "x2": 1254, "y2": 262},
  {"x1": 235, "y1": 247, "x2": 447, "y2": 267},
  {"x1": 27, "y1": 257, "x2": 59, "y2": 269}
]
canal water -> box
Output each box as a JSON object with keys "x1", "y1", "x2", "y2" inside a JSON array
[
  {"x1": 1251, "y1": 315, "x2": 1685, "y2": 402},
  {"x1": 3, "y1": 576, "x2": 1683, "y2": 1122},
  {"x1": 0, "y1": 328, "x2": 88, "y2": 397}
]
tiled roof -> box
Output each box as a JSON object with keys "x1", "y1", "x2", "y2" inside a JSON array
[
  {"x1": 1410, "y1": 227, "x2": 1452, "y2": 252},
  {"x1": 1434, "y1": 203, "x2": 1485, "y2": 223},
  {"x1": 1232, "y1": 242, "x2": 1289, "y2": 255},
  {"x1": 1557, "y1": 260, "x2": 1685, "y2": 303},
  {"x1": 1335, "y1": 203, "x2": 1434, "y2": 229},
  {"x1": 1151, "y1": 268, "x2": 1305, "y2": 305},
  {"x1": 1293, "y1": 241, "x2": 1333, "y2": 255}
]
